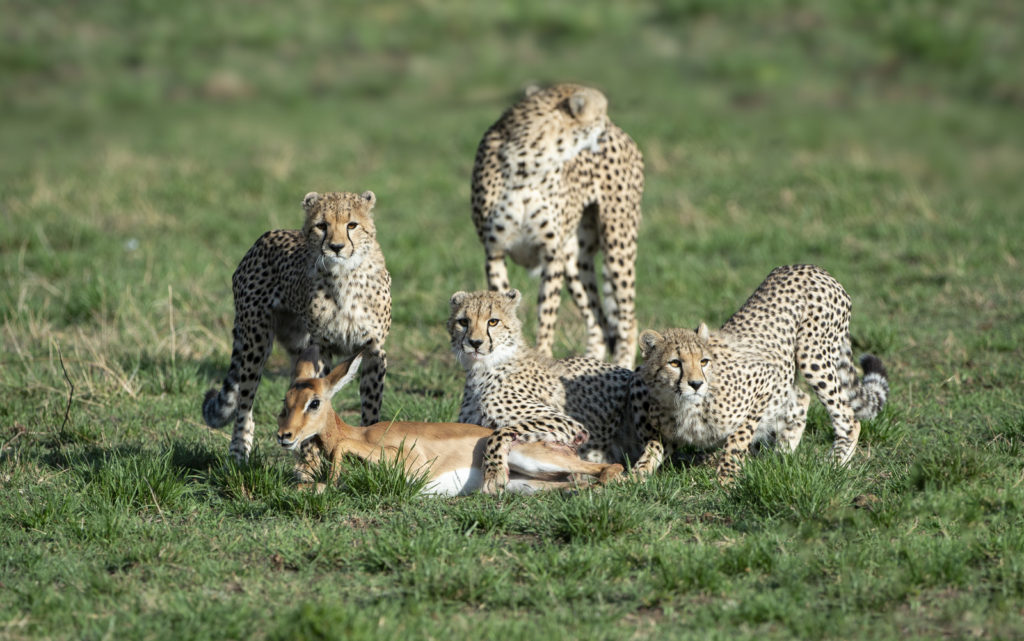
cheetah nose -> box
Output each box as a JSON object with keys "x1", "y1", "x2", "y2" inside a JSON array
[
  {"x1": 467, "y1": 338, "x2": 484, "y2": 349},
  {"x1": 328, "y1": 242, "x2": 345, "y2": 254},
  {"x1": 688, "y1": 380, "x2": 703, "y2": 391}
]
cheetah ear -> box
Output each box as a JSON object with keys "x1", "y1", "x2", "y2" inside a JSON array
[
  {"x1": 302, "y1": 192, "x2": 320, "y2": 212},
  {"x1": 639, "y1": 330, "x2": 663, "y2": 359},
  {"x1": 696, "y1": 322, "x2": 711, "y2": 342},
  {"x1": 325, "y1": 352, "x2": 364, "y2": 399},
  {"x1": 293, "y1": 345, "x2": 321, "y2": 382},
  {"x1": 524, "y1": 83, "x2": 542, "y2": 97},
  {"x1": 449, "y1": 291, "x2": 468, "y2": 310},
  {"x1": 568, "y1": 92, "x2": 589, "y2": 119},
  {"x1": 360, "y1": 190, "x2": 376, "y2": 209},
  {"x1": 505, "y1": 289, "x2": 522, "y2": 308}
]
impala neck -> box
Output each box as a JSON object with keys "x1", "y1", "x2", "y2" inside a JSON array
[{"x1": 317, "y1": 412, "x2": 361, "y2": 455}]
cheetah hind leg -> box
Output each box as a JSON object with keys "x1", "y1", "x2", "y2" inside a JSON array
[
  {"x1": 776, "y1": 386, "x2": 811, "y2": 453},
  {"x1": 569, "y1": 216, "x2": 608, "y2": 361},
  {"x1": 508, "y1": 441, "x2": 623, "y2": 485}
]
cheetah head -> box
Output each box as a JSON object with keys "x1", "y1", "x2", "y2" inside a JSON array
[
  {"x1": 447, "y1": 289, "x2": 525, "y2": 370},
  {"x1": 498, "y1": 84, "x2": 609, "y2": 180},
  {"x1": 301, "y1": 190, "x2": 378, "y2": 272},
  {"x1": 638, "y1": 324, "x2": 713, "y2": 405}
]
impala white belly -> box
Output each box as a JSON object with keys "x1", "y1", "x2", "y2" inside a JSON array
[{"x1": 422, "y1": 467, "x2": 483, "y2": 496}]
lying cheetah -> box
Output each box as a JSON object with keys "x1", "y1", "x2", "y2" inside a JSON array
[
  {"x1": 202, "y1": 190, "x2": 391, "y2": 461},
  {"x1": 471, "y1": 83, "x2": 644, "y2": 367},
  {"x1": 447, "y1": 289, "x2": 639, "y2": 493},
  {"x1": 631, "y1": 265, "x2": 889, "y2": 483}
]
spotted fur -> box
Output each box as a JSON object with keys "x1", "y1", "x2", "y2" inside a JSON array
[
  {"x1": 631, "y1": 265, "x2": 889, "y2": 483},
  {"x1": 471, "y1": 83, "x2": 644, "y2": 367},
  {"x1": 202, "y1": 190, "x2": 391, "y2": 461},
  {"x1": 447, "y1": 289, "x2": 639, "y2": 493}
]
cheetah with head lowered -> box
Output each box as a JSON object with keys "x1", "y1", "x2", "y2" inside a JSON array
[
  {"x1": 471, "y1": 83, "x2": 644, "y2": 367},
  {"x1": 202, "y1": 190, "x2": 391, "y2": 461},
  {"x1": 447, "y1": 289, "x2": 638, "y2": 494},
  {"x1": 630, "y1": 265, "x2": 889, "y2": 483}
]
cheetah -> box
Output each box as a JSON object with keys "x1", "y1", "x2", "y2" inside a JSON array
[
  {"x1": 447, "y1": 289, "x2": 639, "y2": 494},
  {"x1": 202, "y1": 190, "x2": 391, "y2": 461},
  {"x1": 630, "y1": 265, "x2": 889, "y2": 483},
  {"x1": 471, "y1": 83, "x2": 644, "y2": 367}
]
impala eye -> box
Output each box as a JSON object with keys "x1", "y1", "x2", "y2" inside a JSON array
[
  {"x1": 347, "y1": 222, "x2": 358, "y2": 230},
  {"x1": 307, "y1": 398, "x2": 320, "y2": 411},
  {"x1": 487, "y1": 319, "x2": 499, "y2": 327},
  {"x1": 668, "y1": 360, "x2": 681, "y2": 369}
]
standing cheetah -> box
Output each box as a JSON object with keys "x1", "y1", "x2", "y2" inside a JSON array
[
  {"x1": 471, "y1": 83, "x2": 644, "y2": 367},
  {"x1": 202, "y1": 190, "x2": 391, "y2": 461},
  {"x1": 630, "y1": 265, "x2": 889, "y2": 483},
  {"x1": 447, "y1": 289, "x2": 639, "y2": 494}
]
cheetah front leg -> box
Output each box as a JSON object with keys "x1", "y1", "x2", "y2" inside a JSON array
[
  {"x1": 535, "y1": 248, "x2": 568, "y2": 359},
  {"x1": 358, "y1": 347, "x2": 387, "y2": 426},
  {"x1": 716, "y1": 421, "x2": 757, "y2": 485},
  {"x1": 627, "y1": 378, "x2": 666, "y2": 479}
]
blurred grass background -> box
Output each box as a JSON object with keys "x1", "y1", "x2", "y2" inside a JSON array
[{"x1": 2, "y1": 1, "x2": 1023, "y2": 639}]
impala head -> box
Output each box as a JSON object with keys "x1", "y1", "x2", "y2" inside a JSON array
[
  {"x1": 301, "y1": 190, "x2": 378, "y2": 273},
  {"x1": 447, "y1": 289, "x2": 525, "y2": 370},
  {"x1": 276, "y1": 348, "x2": 363, "y2": 452},
  {"x1": 639, "y1": 324, "x2": 713, "y2": 404}
]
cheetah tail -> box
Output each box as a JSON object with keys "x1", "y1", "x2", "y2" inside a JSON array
[
  {"x1": 202, "y1": 381, "x2": 238, "y2": 428},
  {"x1": 851, "y1": 354, "x2": 889, "y2": 421}
]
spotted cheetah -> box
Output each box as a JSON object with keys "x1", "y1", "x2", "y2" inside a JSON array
[
  {"x1": 202, "y1": 190, "x2": 391, "y2": 461},
  {"x1": 447, "y1": 289, "x2": 639, "y2": 494},
  {"x1": 471, "y1": 83, "x2": 644, "y2": 367},
  {"x1": 630, "y1": 265, "x2": 889, "y2": 483}
]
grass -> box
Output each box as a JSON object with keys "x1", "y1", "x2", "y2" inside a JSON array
[{"x1": 2, "y1": 0, "x2": 1023, "y2": 639}]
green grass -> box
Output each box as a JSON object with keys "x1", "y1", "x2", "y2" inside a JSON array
[{"x1": 2, "y1": 0, "x2": 1023, "y2": 639}]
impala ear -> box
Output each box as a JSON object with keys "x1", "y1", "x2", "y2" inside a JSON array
[
  {"x1": 302, "y1": 192, "x2": 320, "y2": 212},
  {"x1": 293, "y1": 346, "x2": 321, "y2": 381},
  {"x1": 325, "y1": 352, "x2": 363, "y2": 398},
  {"x1": 639, "y1": 330, "x2": 662, "y2": 359},
  {"x1": 696, "y1": 322, "x2": 711, "y2": 342}
]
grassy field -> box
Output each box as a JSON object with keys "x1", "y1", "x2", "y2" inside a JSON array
[{"x1": 2, "y1": 1, "x2": 1023, "y2": 639}]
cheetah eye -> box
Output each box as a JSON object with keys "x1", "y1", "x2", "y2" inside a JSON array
[
  {"x1": 700, "y1": 358, "x2": 711, "y2": 367},
  {"x1": 347, "y1": 222, "x2": 358, "y2": 230},
  {"x1": 306, "y1": 398, "x2": 321, "y2": 412},
  {"x1": 487, "y1": 319, "x2": 499, "y2": 327},
  {"x1": 668, "y1": 360, "x2": 681, "y2": 369},
  {"x1": 457, "y1": 318, "x2": 469, "y2": 328},
  {"x1": 315, "y1": 222, "x2": 328, "y2": 232}
]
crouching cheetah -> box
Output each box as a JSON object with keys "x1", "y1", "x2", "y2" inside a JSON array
[
  {"x1": 471, "y1": 83, "x2": 644, "y2": 367},
  {"x1": 630, "y1": 265, "x2": 889, "y2": 483},
  {"x1": 202, "y1": 190, "x2": 391, "y2": 461},
  {"x1": 447, "y1": 289, "x2": 639, "y2": 494}
]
